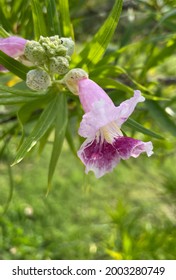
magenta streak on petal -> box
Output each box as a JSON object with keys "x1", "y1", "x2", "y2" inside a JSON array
[
  {"x1": 113, "y1": 136, "x2": 153, "y2": 159},
  {"x1": 78, "y1": 138, "x2": 120, "y2": 178},
  {"x1": 78, "y1": 78, "x2": 114, "y2": 113},
  {"x1": 78, "y1": 136, "x2": 153, "y2": 178}
]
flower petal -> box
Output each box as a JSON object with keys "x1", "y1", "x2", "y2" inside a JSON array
[
  {"x1": 78, "y1": 90, "x2": 145, "y2": 138},
  {"x1": 77, "y1": 138, "x2": 120, "y2": 178},
  {"x1": 78, "y1": 136, "x2": 153, "y2": 178},
  {"x1": 78, "y1": 78, "x2": 114, "y2": 112},
  {"x1": 113, "y1": 136, "x2": 153, "y2": 159},
  {"x1": 0, "y1": 36, "x2": 27, "y2": 71},
  {"x1": 115, "y1": 90, "x2": 145, "y2": 126},
  {"x1": 78, "y1": 99, "x2": 117, "y2": 138}
]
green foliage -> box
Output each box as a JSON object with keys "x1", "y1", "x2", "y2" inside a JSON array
[
  {"x1": 0, "y1": 51, "x2": 29, "y2": 80},
  {"x1": 0, "y1": 147, "x2": 176, "y2": 260},
  {"x1": 0, "y1": 0, "x2": 176, "y2": 260},
  {"x1": 31, "y1": 0, "x2": 48, "y2": 39},
  {"x1": 78, "y1": 0, "x2": 123, "y2": 67}
]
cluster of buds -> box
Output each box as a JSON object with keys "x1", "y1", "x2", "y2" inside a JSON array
[{"x1": 24, "y1": 35, "x2": 74, "y2": 91}]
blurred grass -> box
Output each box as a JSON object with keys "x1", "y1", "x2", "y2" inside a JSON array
[{"x1": 0, "y1": 140, "x2": 176, "y2": 260}]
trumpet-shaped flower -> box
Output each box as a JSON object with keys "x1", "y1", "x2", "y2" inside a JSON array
[
  {"x1": 0, "y1": 36, "x2": 27, "y2": 71},
  {"x1": 74, "y1": 77, "x2": 153, "y2": 178}
]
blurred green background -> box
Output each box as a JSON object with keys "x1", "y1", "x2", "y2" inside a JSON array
[{"x1": 0, "y1": 0, "x2": 176, "y2": 260}]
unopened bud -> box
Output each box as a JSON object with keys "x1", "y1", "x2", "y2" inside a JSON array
[
  {"x1": 49, "y1": 56, "x2": 69, "y2": 75},
  {"x1": 26, "y1": 69, "x2": 51, "y2": 91},
  {"x1": 61, "y1": 37, "x2": 75, "y2": 56},
  {"x1": 39, "y1": 35, "x2": 67, "y2": 57},
  {"x1": 63, "y1": 68, "x2": 88, "y2": 95},
  {"x1": 24, "y1": 41, "x2": 47, "y2": 66}
]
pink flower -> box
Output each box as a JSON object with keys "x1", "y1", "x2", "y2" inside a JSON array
[
  {"x1": 76, "y1": 78, "x2": 153, "y2": 178},
  {"x1": 0, "y1": 36, "x2": 27, "y2": 71}
]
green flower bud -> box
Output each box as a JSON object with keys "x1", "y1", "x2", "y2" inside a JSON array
[
  {"x1": 49, "y1": 56, "x2": 69, "y2": 75},
  {"x1": 26, "y1": 69, "x2": 51, "y2": 91},
  {"x1": 24, "y1": 41, "x2": 47, "y2": 66},
  {"x1": 60, "y1": 37, "x2": 75, "y2": 56},
  {"x1": 39, "y1": 35, "x2": 67, "y2": 57},
  {"x1": 63, "y1": 68, "x2": 88, "y2": 95}
]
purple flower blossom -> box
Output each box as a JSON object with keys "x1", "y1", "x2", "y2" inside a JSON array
[
  {"x1": 76, "y1": 78, "x2": 153, "y2": 178},
  {"x1": 0, "y1": 36, "x2": 27, "y2": 71}
]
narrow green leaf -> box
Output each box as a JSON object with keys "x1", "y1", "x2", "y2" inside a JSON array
[
  {"x1": 47, "y1": 93, "x2": 68, "y2": 192},
  {"x1": 0, "y1": 25, "x2": 10, "y2": 37},
  {"x1": 0, "y1": 94, "x2": 35, "y2": 104},
  {"x1": 31, "y1": 0, "x2": 47, "y2": 40},
  {"x1": 140, "y1": 38, "x2": 176, "y2": 79},
  {"x1": 58, "y1": 0, "x2": 73, "y2": 37},
  {"x1": 94, "y1": 77, "x2": 134, "y2": 95},
  {"x1": 45, "y1": 0, "x2": 61, "y2": 36},
  {"x1": 146, "y1": 100, "x2": 176, "y2": 137},
  {"x1": 0, "y1": 8, "x2": 11, "y2": 32},
  {"x1": 92, "y1": 68, "x2": 169, "y2": 101},
  {"x1": 17, "y1": 93, "x2": 53, "y2": 148},
  {"x1": 154, "y1": 9, "x2": 176, "y2": 30},
  {"x1": 90, "y1": 65, "x2": 126, "y2": 77},
  {"x1": 65, "y1": 123, "x2": 77, "y2": 156},
  {"x1": 17, "y1": 94, "x2": 52, "y2": 127},
  {"x1": 78, "y1": 0, "x2": 123, "y2": 67},
  {"x1": 0, "y1": 84, "x2": 46, "y2": 97},
  {"x1": 125, "y1": 118, "x2": 164, "y2": 140},
  {"x1": 12, "y1": 95, "x2": 58, "y2": 166},
  {"x1": 38, "y1": 126, "x2": 53, "y2": 155},
  {"x1": 0, "y1": 50, "x2": 29, "y2": 80}
]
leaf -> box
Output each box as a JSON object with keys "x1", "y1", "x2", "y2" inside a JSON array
[
  {"x1": 45, "y1": 0, "x2": 61, "y2": 36},
  {"x1": 31, "y1": 0, "x2": 47, "y2": 40},
  {"x1": 0, "y1": 94, "x2": 35, "y2": 104},
  {"x1": 139, "y1": 37, "x2": 176, "y2": 79},
  {"x1": 12, "y1": 95, "x2": 58, "y2": 166},
  {"x1": 0, "y1": 83, "x2": 46, "y2": 97},
  {"x1": 0, "y1": 7, "x2": 11, "y2": 32},
  {"x1": 38, "y1": 126, "x2": 53, "y2": 155},
  {"x1": 47, "y1": 93, "x2": 68, "y2": 192},
  {"x1": 154, "y1": 9, "x2": 176, "y2": 30},
  {"x1": 65, "y1": 123, "x2": 77, "y2": 156},
  {"x1": 94, "y1": 77, "x2": 134, "y2": 95},
  {"x1": 91, "y1": 66, "x2": 169, "y2": 101},
  {"x1": 78, "y1": 0, "x2": 123, "y2": 67},
  {"x1": 0, "y1": 50, "x2": 29, "y2": 80},
  {"x1": 125, "y1": 118, "x2": 164, "y2": 140},
  {"x1": 58, "y1": 0, "x2": 73, "y2": 37},
  {"x1": 17, "y1": 93, "x2": 53, "y2": 148},
  {"x1": 0, "y1": 25, "x2": 10, "y2": 37},
  {"x1": 146, "y1": 100, "x2": 176, "y2": 137}
]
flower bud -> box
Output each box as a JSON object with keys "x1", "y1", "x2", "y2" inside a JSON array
[
  {"x1": 60, "y1": 37, "x2": 75, "y2": 56},
  {"x1": 24, "y1": 41, "x2": 47, "y2": 66},
  {"x1": 39, "y1": 35, "x2": 67, "y2": 57},
  {"x1": 49, "y1": 56, "x2": 69, "y2": 75},
  {"x1": 26, "y1": 69, "x2": 51, "y2": 91},
  {"x1": 63, "y1": 68, "x2": 88, "y2": 95}
]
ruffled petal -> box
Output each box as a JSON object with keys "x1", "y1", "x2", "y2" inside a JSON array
[
  {"x1": 113, "y1": 136, "x2": 153, "y2": 159},
  {"x1": 115, "y1": 90, "x2": 145, "y2": 126},
  {"x1": 78, "y1": 78, "x2": 114, "y2": 112},
  {"x1": 77, "y1": 136, "x2": 153, "y2": 178},
  {"x1": 78, "y1": 90, "x2": 145, "y2": 138}
]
